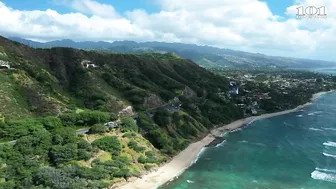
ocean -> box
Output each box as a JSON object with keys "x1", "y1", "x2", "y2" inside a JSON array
[{"x1": 160, "y1": 92, "x2": 336, "y2": 189}]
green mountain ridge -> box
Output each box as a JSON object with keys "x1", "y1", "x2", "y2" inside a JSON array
[
  {"x1": 0, "y1": 36, "x2": 235, "y2": 117},
  {"x1": 9, "y1": 37, "x2": 336, "y2": 69},
  {"x1": 0, "y1": 35, "x2": 243, "y2": 146},
  {"x1": 0, "y1": 35, "x2": 245, "y2": 189}
]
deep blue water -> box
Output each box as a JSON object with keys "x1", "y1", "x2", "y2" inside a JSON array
[{"x1": 160, "y1": 92, "x2": 336, "y2": 189}]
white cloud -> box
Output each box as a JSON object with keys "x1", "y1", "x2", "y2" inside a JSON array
[
  {"x1": 0, "y1": 1, "x2": 154, "y2": 41},
  {"x1": 70, "y1": 0, "x2": 120, "y2": 18},
  {"x1": 0, "y1": 0, "x2": 335, "y2": 61}
]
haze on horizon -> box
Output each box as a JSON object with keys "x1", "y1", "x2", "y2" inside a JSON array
[{"x1": 0, "y1": 0, "x2": 335, "y2": 61}]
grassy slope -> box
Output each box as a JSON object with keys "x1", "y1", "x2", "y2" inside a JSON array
[{"x1": 79, "y1": 130, "x2": 166, "y2": 181}]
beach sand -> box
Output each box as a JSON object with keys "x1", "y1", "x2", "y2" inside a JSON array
[{"x1": 114, "y1": 91, "x2": 331, "y2": 189}]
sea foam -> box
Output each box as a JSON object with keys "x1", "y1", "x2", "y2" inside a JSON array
[
  {"x1": 191, "y1": 147, "x2": 206, "y2": 165},
  {"x1": 186, "y1": 180, "x2": 194, "y2": 183},
  {"x1": 311, "y1": 170, "x2": 336, "y2": 183},
  {"x1": 230, "y1": 128, "x2": 242, "y2": 133},
  {"x1": 309, "y1": 128, "x2": 323, "y2": 131},
  {"x1": 316, "y1": 168, "x2": 336, "y2": 174},
  {"x1": 216, "y1": 140, "x2": 226, "y2": 147},
  {"x1": 322, "y1": 127, "x2": 336, "y2": 131},
  {"x1": 323, "y1": 141, "x2": 336, "y2": 147},
  {"x1": 323, "y1": 152, "x2": 336, "y2": 159}
]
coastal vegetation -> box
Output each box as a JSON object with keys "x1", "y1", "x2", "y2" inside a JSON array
[{"x1": 1, "y1": 36, "x2": 336, "y2": 188}]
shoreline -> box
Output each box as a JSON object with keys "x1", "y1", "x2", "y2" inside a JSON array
[{"x1": 114, "y1": 91, "x2": 332, "y2": 189}]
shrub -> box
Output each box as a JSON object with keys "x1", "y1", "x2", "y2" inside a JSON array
[
  {"x1": 41, "y1": 116, "x2": 62, "y2": 130},
  {"x1": 120, "y1": 117, "x2": 138, "y2": 132},
  {"x1": 77, "y1": 149, "x2": 92, "y2": 161},
  {"x1": 92, "y1": 136, "x2": 121, "y2": 156},
  {"x1": 144, "y1": 164, "x2": 155, "y2": 171},
  {"x1": 49, "y1": 144, "x2": 78, "y2": 166},
  {"x1": 89, "y1": 124, "x2": 107, "y2": 134},
  {"x1": 60, "y1": 110, "x2": 110, "y2": 126},
  {"x1": 77, "y1": 139, "x2": 92, "y2": 151},
  {"x1": 128, "y1": 140, "x2": 146, "y2": 153},
  {"x1": 122, "y1": 132, "x2": 136, "y2": 138},
  {"x1": 138, "y1": 155, "x2": 147, "y2": 164}
]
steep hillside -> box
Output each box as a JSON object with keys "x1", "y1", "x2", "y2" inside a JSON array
[
  {"x1": 0, "y1": 36, "x2": 233, "y2": 116},
  {"x1": 0, "y1": 36, "x2": 245, "y2": 188}
]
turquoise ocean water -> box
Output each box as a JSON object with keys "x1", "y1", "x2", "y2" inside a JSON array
[{"x1": 160, "y1": 92, "x2": 336, "y2": 189}]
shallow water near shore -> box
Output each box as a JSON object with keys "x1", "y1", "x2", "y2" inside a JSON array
[{"x1": 160, "y1": 92, "x2": 336, "y2": 189}]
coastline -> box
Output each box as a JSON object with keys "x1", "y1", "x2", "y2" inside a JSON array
[{"x1": 114, "y1": 91, "x2": 332, "y2": 189}]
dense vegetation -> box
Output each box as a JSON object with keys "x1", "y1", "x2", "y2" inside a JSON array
[
  {"x1": 0, "y1": 36, "x2": 243, "y2": 188},
  {"x1": 2, "y1": 36, "x2": 333, "y2": 188},
  {"x1": 0, "y1": 115, "x2": 167, "y2": 188}
]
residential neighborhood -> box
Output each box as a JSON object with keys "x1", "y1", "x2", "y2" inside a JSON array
[{"x1": 215, "y1": 69, "x2": 336, "y2": 116}]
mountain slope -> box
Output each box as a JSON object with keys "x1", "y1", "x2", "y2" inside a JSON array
[
  {"x1": 9, "y1": 37, "x2": 336, "y2": 69},
  {"x1": 0, "y1": 35, "x2": 241, "y2": 125}
]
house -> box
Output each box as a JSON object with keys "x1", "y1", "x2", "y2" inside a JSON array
[
  {"x1": 104, "y1": 121, "x2": 118, "y2": 128},
  {"x1": 0, "y1": 60, "x2": 10, "y2": 69},
  {"x1": 229, "y1": 81, "x2": 239, "y2": 95},
  {"x1": 81, "y1": 60, "x2": 97, "y2": 68}
]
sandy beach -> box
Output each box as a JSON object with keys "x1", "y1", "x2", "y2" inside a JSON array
[{"x1": 114, "y1": 91, "x2": 332, "y2": 189}]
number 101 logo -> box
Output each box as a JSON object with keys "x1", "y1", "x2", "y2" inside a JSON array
[{"x1": 296, "y1": 6, "x2": 327, "y2": 19}]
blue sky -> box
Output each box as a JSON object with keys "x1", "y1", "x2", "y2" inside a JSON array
[
  {"x1": 1, "y1": 0, "x2": 160, "y2": 14},
  {"x1": 1, "y1": 0, "x2": 292, "y2": 16},
  {"x1": 0, "y1": 0, "x2": 335, "y2": 61}
]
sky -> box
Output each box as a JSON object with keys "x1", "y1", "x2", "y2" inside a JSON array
[{"x1": 0, "y1": 0, "x2": 335, "y2": 61}]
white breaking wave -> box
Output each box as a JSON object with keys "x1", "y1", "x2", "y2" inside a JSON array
[
  {"x1": 230, "y1": 128, "x2": 242, "y2": 133},
  {"x1": 309, "y1": 128, "x2": 323, "y2": 131},
  {"x1": 216, "y1": 140, "x2": 226, "y2": 147},
  {"x1": 186, "y1": 180, "x2": 194, "y2": 183},
  {"x1": 191, "y1": 147, "x2": 206, "y2": 165},
  {"x1": 323, "y1": 152, "x2": 336, "y2": 159},
  {"x1": 323, "y1": 141, "x2": 336, "y2": 147},
  {"x1": 316, "y1": 168, "x2": 336, "y2": 174},
  {"x1": 296, "y1": 115, "x2": 303, "y2": 117},
  {"x1": 311, "y1": 170, "x2": 336, "y2": 183},
  {"x1": 322, "y1": 127, "x2": 336, "y2": 131},
  {"x1": 308, "y1": 113, "x2": 315, "y2": 116},
  {"x1": 238, "y1": 140, "x2": 248, "y2": 143}
]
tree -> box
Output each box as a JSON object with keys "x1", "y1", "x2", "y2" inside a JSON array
[
  {"x1": 120, "y1": 117, "x2": 138, "y2": 132},
  {"x1": 41, "y1": 116, "x2": 63, "y2": 130},
  {"x1": 49, "y1": 144, "x2": 78, "y2": 166},
  {"x1": 52, "y1": 127, "x2": 76, "y2": 145},
  {"x1": 89, "y1": 124, "x2": 107, "y2": 134}
]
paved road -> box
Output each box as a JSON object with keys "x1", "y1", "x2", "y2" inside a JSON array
[{"x1": 76, "y1": 128, "x2": 90, "y2": 135}]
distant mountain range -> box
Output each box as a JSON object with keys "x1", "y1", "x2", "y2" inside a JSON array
[{"x1": 9, "y1": 37, "x2": 336, "y2": 69}]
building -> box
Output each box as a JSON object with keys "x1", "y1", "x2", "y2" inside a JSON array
[
  {"x1": 0, "y1": 60, "x2": 10, "y2": 69},
  {"x1": 229, "y1": 81, "x2": 239, "y2": 95},
  {"x1": 81, "y1": 60, "x2": 97, "y2": 68},
  {"x1": 104, "y1": 121, "x2": 118, "y2": 128}
]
